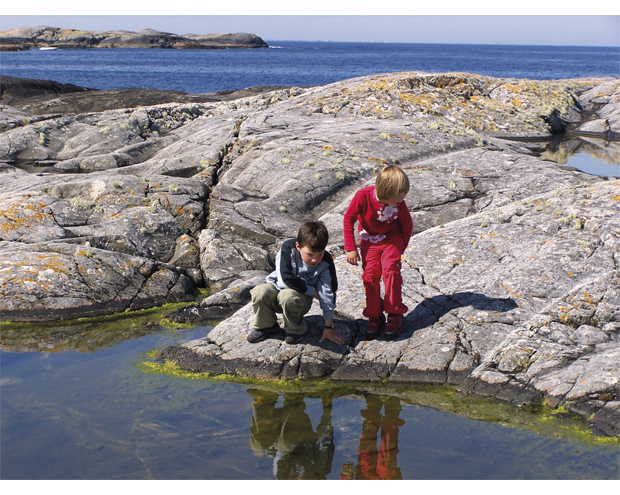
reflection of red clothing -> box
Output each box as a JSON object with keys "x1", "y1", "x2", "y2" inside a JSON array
[
  {"x1": 377, "y1": 417, "x2": 402, "y2": 479},
  {"x1": 344, "y1": 186, "x2": 412, "y2": 317},
  {"x1": 354, "y1": 407, "x2": 403, "y2": 480}
]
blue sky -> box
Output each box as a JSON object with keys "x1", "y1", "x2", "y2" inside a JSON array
[{"x1": 1, "y1": 3, "x2": 619, "y2": 46}]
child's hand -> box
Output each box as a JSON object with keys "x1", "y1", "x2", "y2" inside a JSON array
[
  {"x1": 319, "y1": 326, "x2": 345, "y2": 345},
  {"x1": 346, "y1": 250, "x2": 360, "y2": 266}
]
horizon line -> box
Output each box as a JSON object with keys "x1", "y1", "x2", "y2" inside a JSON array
[{"x1": 265, "y1": 39, "x2": 619, "y2": 48}]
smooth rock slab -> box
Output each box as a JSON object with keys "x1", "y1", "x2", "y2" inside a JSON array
[
  {"x1": 159, "y1": 303, "x2": 356, "y2": 380},
  {"x1": 3, "y1": 72, "x2": 620, "y2": 436},
  {"x1": 160, "y1": 179, "x2": 620, "y2": 437}
]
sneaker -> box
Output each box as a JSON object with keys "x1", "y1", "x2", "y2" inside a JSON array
[
  {"x1": 284, "y1": 332, "x2": 305, "y2": 345},
  {"x1": 247, "y1": 323, "x2": 280, "y2": 343},
  {"x1": 384, "y1": 313, "x2": 404, "y2": 340},
  {"x1": 365, "y1": 314, "x2": 386, "y2": 340}
]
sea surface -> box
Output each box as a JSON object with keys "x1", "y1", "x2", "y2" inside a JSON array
[
  {"x1": 1, "y1": 41, "x2": 618, "y2": 94},
  {"x1": 1, "y1": 42, "x2": 619, "y2": 480}
]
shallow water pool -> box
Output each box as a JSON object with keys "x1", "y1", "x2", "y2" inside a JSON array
[
  {"x1": 1, "y1": 318, "x2": 618, "y2": 480},
  {"x1": 541, "y1": 136, "x2": 620, "y2": 178}
]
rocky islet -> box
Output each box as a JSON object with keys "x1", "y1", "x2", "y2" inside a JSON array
[
  {"x1": 0, "y1": 26, "x2": 268, "y2": 51},
  {"x1": 0, "y1": 70, "x2": 619, "y2": 437}
]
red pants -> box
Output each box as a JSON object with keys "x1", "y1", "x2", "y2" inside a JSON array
[{"x1": 360, "y1": 233, "x2": 408, "y2": 318}]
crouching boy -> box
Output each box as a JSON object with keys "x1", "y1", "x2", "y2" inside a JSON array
[{"x1": 248, "y1": 221, "x2": 344, "y2": 345}]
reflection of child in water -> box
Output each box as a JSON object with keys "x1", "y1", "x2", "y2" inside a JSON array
[
  {"x1": 341, "y1": 395, "x2": 404, "y2": 480},
  {"x1": 247, "y1": 389, "x2": 335, "y2": 480}
]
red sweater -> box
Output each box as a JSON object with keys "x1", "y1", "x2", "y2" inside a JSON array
[{"x1": 343, "y1": 186, "x2": 413, "y2": 252}]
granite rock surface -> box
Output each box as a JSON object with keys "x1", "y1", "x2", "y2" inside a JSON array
[{"x1": 1, "y1": 71, "x2": 619, "y2": 436}]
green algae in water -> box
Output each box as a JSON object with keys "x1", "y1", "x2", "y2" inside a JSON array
[
  {"x1": 0, "y1": 290, "x2": 215, "y2": 353},
  {"x1": 2, "y1": 317, "x2": 618, "y2": 479},
  {"x1": 138, "y1": 359, "x2": 356, "y2": 394},
  {"x1": 138, "y1": 359, "x2": 618, "y2": 449}
]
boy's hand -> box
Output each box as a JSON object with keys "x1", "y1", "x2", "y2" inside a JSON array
[
  {"x1": 319, "y1": 326, "x2": 345, "y2": 345},
  {"x1": 346, "y1": 250, "x2": 360, "y2": 266}
]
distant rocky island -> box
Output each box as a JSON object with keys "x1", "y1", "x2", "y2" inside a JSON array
[{"x1": 0, "y1": 26, "x2": 268, "y2": 51}]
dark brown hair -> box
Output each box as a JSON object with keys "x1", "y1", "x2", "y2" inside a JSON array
[{"x1": 297, "y1": 221, "x2": 329, "y2": 252}]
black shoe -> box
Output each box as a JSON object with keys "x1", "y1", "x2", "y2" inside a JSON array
[
  {"x1": 284, "y1": 332, "x2": 305, "y2": 344},
  {"x1": 247, "y1": 323, "x2": 280, "y2": 343}
]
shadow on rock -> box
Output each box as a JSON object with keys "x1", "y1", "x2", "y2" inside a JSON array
[
  {"x1": 258, "y1": 314, "x2": 356, "y2": 354},
  {"x1": 364, "y1": 291, "x2": 518, "y2": 342}
]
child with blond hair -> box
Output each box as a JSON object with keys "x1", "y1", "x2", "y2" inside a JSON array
[{"x1": 343, "y1": 166, "x2": 413, "y2": 339}]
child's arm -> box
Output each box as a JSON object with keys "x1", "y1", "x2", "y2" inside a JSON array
[
  {"x1": 316, "y1": 258, "x2": 344, "y2": 345},
  {"x1": 343, "y1": 192, "x2": 362, "y2": 265},
  {"x1": 319, "y1": 321, "x2": 344, "y2": 345},
  {"x1": 399, "y1": 201, "x2": 413, "y2": 252},
  {"x1": 346, "y1": 250, "x2": 360, "y2": 265},
  {"x1": 315, "y1": 265, "x2": 335, "y2": 321}
]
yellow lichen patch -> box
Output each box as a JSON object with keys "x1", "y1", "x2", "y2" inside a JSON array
[
  {"x1": 0, "y1": 199, "x2": 56, "y2": 238},
  {"x1": 497, "y1": 282, "x2": 522, "y2": 299}
]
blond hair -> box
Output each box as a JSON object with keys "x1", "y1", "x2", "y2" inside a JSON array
[{"x1": 375, "y1": 166, "x2": 410, "y2": 201}]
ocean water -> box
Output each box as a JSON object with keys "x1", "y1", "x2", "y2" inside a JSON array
[{"x1": 1, "y1": 42, "x2": 618, "y2": 94}]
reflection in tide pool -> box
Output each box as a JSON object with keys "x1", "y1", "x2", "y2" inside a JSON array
[
  {"x1": 347, "y1": 395, "x2": 403, "y2": 480},
  {"x1": 1, "y1": 320, "x2": 618, "y2": 480},
  {"x1": 542, "y1": 136, "x2": 620, "y2": 178},
  {"x1": 563, "y1": 152, "x2": 620, "y2": 178},
  {"x1": 248, "y1": 390, "x2": 337, "y2": 479},
  {"x1": 248, "y1": 391, "x2": 405, "y2": 480}
]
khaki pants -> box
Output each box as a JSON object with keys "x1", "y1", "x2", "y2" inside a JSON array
[{"x1": 250, "y1": 283, "x2": 313, "y2": 335}]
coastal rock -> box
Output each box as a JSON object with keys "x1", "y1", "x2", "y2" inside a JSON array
[
  {"x1": 160, "y1": 303, "x2": 356, "y2": 379},
  {"x1": 199, "y1": 228, "x2": 273, "y2": 291},
  {"x1": 160, "y1": 178, "x2": 620, "y2": 436},
  {"x1": 181, "y1": 32, "x2": 269, "y2": 48},
  {"x1": 0, "y1": 168, "x2": 209, "y2": 319},
  {"x1": 1, "y1": 75, "x2": 292, "y2": 116},
  {"x1": 1, "y1": 72, "x2": 616, "y2": 320},
  {"x1": 164, "y1": 273, "x2": 269, "y2": 323},
  {"x1": 0, "y1": 240, "x2": 193, "y2": 320},
  {"x1": 578, "y1": 118, "x2": 610, "y2": 134},
  {"x1": 0, "y1": 26, "x2": 268, "y2": 50},
  {"x1": 576, "y1": 79, "x2": 620, "y2": 135},
  {"x1": 0, "y1": 76, "x2": 92, "y2": 102},
  {"x1": 1, "y1": 72, "x2": 619, "y2": 435}
]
